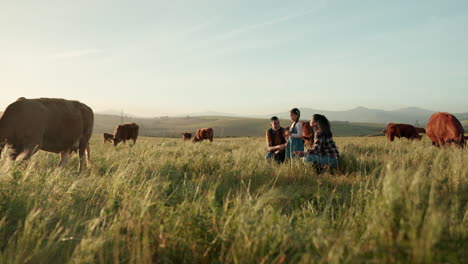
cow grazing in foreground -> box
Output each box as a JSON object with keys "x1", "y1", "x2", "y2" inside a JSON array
[
  {"x1": 113, "y1": 123, "x2": 139, "y2": 146},
  {"x1": 103, "y1": 133, "x2": 114, "y2": 143},
  {"x1": 181, "y1": 132, "x2": 192, "y2": 141},
  {"x1": 383, "y1": 123, "x2": 421, "y2": 141},
  {"x1": 284, "y1": 121, "x2": 315, "y2": 148},
  {"x1": 193, "y1": 128, "x2": 213, "y2": 142},
  {"x1": 0, "y1": 97, "x2": 93, "y2": 171},
  {"x1": 426, "y1": 112, "x2": 465, "y2": 148}
]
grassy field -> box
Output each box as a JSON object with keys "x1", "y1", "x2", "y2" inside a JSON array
[{"x1": 0, "y1": 136, "x2": 466, "y2": 263}]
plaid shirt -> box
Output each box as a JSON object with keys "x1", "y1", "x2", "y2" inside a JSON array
[{"x1": 306, "y1": 131, "x2": 340, "y2": 158}]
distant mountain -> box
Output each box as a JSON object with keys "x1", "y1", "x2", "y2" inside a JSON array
[{"x1": 264, "y1": 107, "x2": 467, "y2": 125}]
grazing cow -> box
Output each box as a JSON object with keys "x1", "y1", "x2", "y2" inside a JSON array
[
  {"x1": 426, "y1": 112, "x2": 465, "y2": 147},
  {"x1": 0, "y1": 97, "x2": 93, "y2": 171},
  {"x1": 113, "y1": 123, "x2": 139, "y2": 146},
  {"x1": 181, "y1": 132, "x2": 192, "y2": 141},
  {"x1": 384, "y1": 123, "x2": 421, "y2": 141},
  {"x1": 193, "y1": 128, "x2": 213, "y2": 142},
  {"x1": 103, "y1": 133, "x2": 114, "y2": 143}
]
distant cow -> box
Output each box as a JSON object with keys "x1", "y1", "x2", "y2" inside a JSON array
[
  {"x1": 103, "y1": 133, "x2": 114, "y2": 143},
  {"x1": 181, "y1": 132, "x2": 192, "y2": 141},
  {"x1": 193, "y1": 128, "x2": 213, "y2": 142},
  {"x1": 113, "y1": 123, "x2": 139, "y2": 146},
  {"x1": 0, "y1": 97, "x2": 93, "y2": 171},
  {"x1": 384, "y1": 123, "x2": 421, "y2": 141},
  {"x1": 426, "y1": 112, "x2": 465, "y2": 147}
]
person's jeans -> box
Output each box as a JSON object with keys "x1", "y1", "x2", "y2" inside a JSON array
[
  {"x1": 285, "y1": 138, "x2": 304, "y2": 159},
  {"x1": 303, "y1": 154, "x2": 338, "y2": 168}
]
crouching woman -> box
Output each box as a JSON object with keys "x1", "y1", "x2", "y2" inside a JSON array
[{"x1": 295, "y1": 114, "x2": 339, "y2": 169}]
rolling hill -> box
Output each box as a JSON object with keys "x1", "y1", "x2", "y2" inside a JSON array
[
  {"x1": 1, "y1": 109, "x2": 467, "y2": 138},
  {"x1": 95, "y1": 114, "x2": 385, "y2": 137},
  {"x1": 265, "y1": 106, "x2": 437, "y2": 124}
]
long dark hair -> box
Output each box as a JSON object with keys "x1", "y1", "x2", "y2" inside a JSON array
[
  {"x1": 290, "y1": 108, "x2": 300, "y2": 122},
  {"x1": 289, "y1": 108, "x2": 301, "y2": 132},
  {"x1": 313, "y1": 114, "x2": 332, "y2": 138}
]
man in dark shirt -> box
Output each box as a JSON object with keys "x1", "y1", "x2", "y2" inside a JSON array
[{"x1": 265, "y1": 116, "x2": 287, "y2": 163}]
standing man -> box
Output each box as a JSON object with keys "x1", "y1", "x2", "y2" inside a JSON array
[{"x1": 265, "y1": 116, "x2": 287, "y2": 163}]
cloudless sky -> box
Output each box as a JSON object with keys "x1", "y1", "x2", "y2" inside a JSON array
[{"x1": 1, "y1": 0, "x2": 467, "y2": 116}]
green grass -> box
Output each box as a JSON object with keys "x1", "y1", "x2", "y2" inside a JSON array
[{"x1": 0, "y1": 136, "x2": 466, "y2": 263}]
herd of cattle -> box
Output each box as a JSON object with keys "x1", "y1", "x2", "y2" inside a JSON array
[
  {"x1": 382, "y1": 112, "x2": 467, "y2": 147},
  {"x1": 0, "y1": 98, "x2": 466, "y2": 172},
  {"x1": 180, "y1": 128, "x2": 214, "y2": 142}
]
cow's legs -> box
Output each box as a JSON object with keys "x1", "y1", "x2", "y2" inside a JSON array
[
  {"x1": 85, "y1": 143, "x2": 91, "y2": 167},
  {"x1": 78, "y1": 140, "x2": 91, "y2": 172},
  {"x1": 58, "y1": 151, "x2": 70, "y2": 167},
  {"x1": 437, "y1": 140, "x2": 445, "y2": 147},
  {"x1": 19, "y1": 144, "x2": 39, "y2": 161},
  {"x1": 78, "y1": 142, "x2": 86, "y2": 172}
]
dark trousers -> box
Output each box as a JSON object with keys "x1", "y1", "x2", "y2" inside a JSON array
[{"x1": 265, "y1": 151, "x2": 285, "y2": 163}]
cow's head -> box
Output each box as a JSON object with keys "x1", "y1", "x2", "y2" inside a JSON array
[
  {"x1": 113, "y1": 138, "x2": 121, "y2": 146},
  {"x1": 381, "y1": 129, "x2": 387, "y2": 134},
  {"x1": 182, "y1": 133, "x2": 191, "y2": 140},
  {"x1": 415, "y1": 127, "x2": 426, "y2": 134}
]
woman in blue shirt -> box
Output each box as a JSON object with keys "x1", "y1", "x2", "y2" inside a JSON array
[{"x1": 285, "y1": 108, "x2": 304, "y2": 159}]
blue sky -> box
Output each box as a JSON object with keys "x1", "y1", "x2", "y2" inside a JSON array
[{"x1": 1, "y1": 0, "x2": 467, "y2": 116}]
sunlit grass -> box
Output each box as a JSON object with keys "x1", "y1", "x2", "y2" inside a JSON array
[{"x1": 0, "y1": 136, "x2": 466, "y2": 263}]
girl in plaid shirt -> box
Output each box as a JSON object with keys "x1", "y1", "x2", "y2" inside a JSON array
[{"x1": 294, "y1": 114, "x2": 339, "y2": 169}]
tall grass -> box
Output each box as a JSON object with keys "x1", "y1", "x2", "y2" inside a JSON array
[{"x1": 0, "y1": 136, "x2": 466, "y2": 263}]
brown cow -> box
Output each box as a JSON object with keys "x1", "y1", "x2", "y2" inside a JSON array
[
  {"x1": 384, "y1": 123, "x2": 421, "y2": 141},
  {"x1": 113, "y1": 123, "x2": 139, "y2": 146},
  {"x1": 103, "y1": 133, "x2": 114, "y2": 143},
  {"x1": 415, "y1": 127, "x2": 426, "y2": 134},
  {"x1": 426, "y1": 112, "x2": 465, "y2": 147},
  {"x1": 383, "y1": 126, "x2": 426, "y2": 134},
  {"x1": 193, "y1": 128, "x2": 213, "y2": 142},
  {"x1": 302, "y1": 121, "x2": 314, "y2": 148},
  {"x1": 0, "y1": 97, "x2": 93, "y2": 171},
  {"x1": 181, "y1": 132, "x2": 192, "y2": 141}
]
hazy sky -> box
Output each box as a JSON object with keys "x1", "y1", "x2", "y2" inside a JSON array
[{"x1": 1, "y1": 0, "x2": 467, "y2": 116}]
